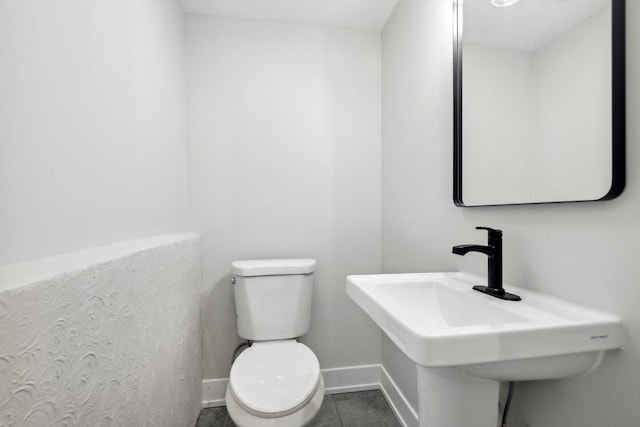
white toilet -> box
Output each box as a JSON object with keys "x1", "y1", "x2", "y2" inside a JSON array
[{"x1": 225, "y1": 259, "x2": 324, "y2": 427}]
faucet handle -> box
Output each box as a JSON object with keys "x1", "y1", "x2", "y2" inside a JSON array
[{"x1": 476, "y1": 226, "x2": 502, "y2": 238}]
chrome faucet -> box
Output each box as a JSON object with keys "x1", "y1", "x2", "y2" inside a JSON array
[{"x1": 452, "y1": 227, "x2": 521, "y2": 301}]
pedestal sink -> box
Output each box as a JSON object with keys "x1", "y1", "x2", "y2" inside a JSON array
[{"x1": 346, "y1": 272, "x2": 623, "y2": 427}]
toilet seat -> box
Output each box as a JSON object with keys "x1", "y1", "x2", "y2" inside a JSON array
[
  {"x1": 226, "y1": 374, "x2": 324, "y2": 427},
  {"x1": 229, "y1": 340, "x2": 321, "y2": 418}
]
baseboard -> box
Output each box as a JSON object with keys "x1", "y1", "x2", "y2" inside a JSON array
[
  {"x1": 202, "y1": 378, "x2": 228, "y2": 408},
  {"x1": 202, "y1": 363, "x2": 419, "y2": 427},
  {"x1": 202, "y1": 364, "x2": 381, "y2": 408},
  {"x1": 322, "y1": 364, "x2": 381, "y2": 394},
  {"x1": 380, "y1": 365, "x2": 419, "y2": 427}
]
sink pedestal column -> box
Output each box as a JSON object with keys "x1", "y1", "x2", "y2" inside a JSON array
[{"x1": 417, "y1": 366, "x2": 500, "y2": 427}]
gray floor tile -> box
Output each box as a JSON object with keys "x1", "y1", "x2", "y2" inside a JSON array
[
  {"x1": 333, "y1": 390, "x2": 401, "y2": 427},
  {"x1": 307, "y1": 395, "x2": 342, "y2": 427},
  {"x1": 195, "y1": 389, "x2": 401, "y2": 427},
  {"x1": 196, "y1": 407, "x2": 227, "y2": 427},
  {"x1": 223, "y1": 411, "x2": 237, "y2": 427},
  {"x1": 331, "y1": 390, "x2": 381, "y2": 402}
]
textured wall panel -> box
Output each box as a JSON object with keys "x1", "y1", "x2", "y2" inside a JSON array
[{"x1": 0, "y1": 234, "x2": 202, "y2": 427}]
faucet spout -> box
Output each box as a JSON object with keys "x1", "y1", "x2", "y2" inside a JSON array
[{"x1": 452, "y1": 244, "x2": 494, "y2": 257}]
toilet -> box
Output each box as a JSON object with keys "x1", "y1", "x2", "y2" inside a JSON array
[{"x1": 225, "y1": 259, "x2": 324, "y2": 427}]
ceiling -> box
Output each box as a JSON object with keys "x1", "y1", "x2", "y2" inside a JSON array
[{"x1": 179, "y1": 0, "x2": 399, "y2": 31}]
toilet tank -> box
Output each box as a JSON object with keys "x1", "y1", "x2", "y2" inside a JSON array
[{"x1": 231, "y1": 259, "x2": 317, "y2": 341}]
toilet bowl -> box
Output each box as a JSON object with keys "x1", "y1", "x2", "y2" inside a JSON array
[
  {"x1": 225, "y1": 259, "x2": 323, "y2": 426},
  {"x1": 226, "y1": 341, "x2": 324, "y2": 426}
]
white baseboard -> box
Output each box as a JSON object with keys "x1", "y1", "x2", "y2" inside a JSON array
[
  {"x1": 202, "y1": 364, "x2": 381, "y2": 407},
  {"x1": 380, "y1": 365, "x2": 419, "y2": 427},
  {"x1": 202, "y1": 363, "x2": 419, "y2": 427},
  {"x1": 322, "y1": 364, "x2": 381, "y2": 394},
  {"x1": 202, "y1": 378, "x2": 228, "y2": 408}
]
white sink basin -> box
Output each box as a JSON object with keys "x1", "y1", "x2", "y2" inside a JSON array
[
  {"x1": 348, "y1": 272, "x2": 623, "y2": 426},
  {"x1": 347, "y1": 272, "x2": 623, "y2": 381}
]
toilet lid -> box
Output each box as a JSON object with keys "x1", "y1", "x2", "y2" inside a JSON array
[{"x1": 229, "y1": 341, "x2": 321, "y2": 417}]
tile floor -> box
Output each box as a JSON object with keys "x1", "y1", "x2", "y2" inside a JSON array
[{"x1": 195, "y1": 390, "x2": 402, "y2": 427}]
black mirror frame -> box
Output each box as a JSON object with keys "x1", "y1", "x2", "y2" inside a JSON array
[{"x1": 453, "y1": 0, "x2": 626, "y2": 207}]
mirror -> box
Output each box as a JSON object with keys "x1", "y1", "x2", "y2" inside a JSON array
[{"x1": 453, "y1": 0, "x2": 625, "y2": 206}]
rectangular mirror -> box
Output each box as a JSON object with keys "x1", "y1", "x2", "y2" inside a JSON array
[{"x1": 453, "y1": 0, "x2": 625, "y2": 207}]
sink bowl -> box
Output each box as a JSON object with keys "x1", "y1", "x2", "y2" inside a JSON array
[
  {"x1": 347, "y1": 272, "x2": 623, "y2": 427},
  {"x1": 347, "y1": 272, "x2": 622, "y2": 381}
]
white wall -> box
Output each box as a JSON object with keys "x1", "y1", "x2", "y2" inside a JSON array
[
  {"x1": 186, "y1": 16, "x2": 382, "y2": 380},
  {"x1": 0, "y1": 234, "x2": 202, "y2": 426},
  {"x1": 0, "y1": 0, "x2": 187, "y2": 266},
  {"x1": 382, "y1": 0, "x2": 640, "y2": 426}
]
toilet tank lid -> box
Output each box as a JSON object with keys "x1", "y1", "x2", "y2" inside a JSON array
[{"x1": 231, "y1": 259, "x2": 317, "y2": 277}]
